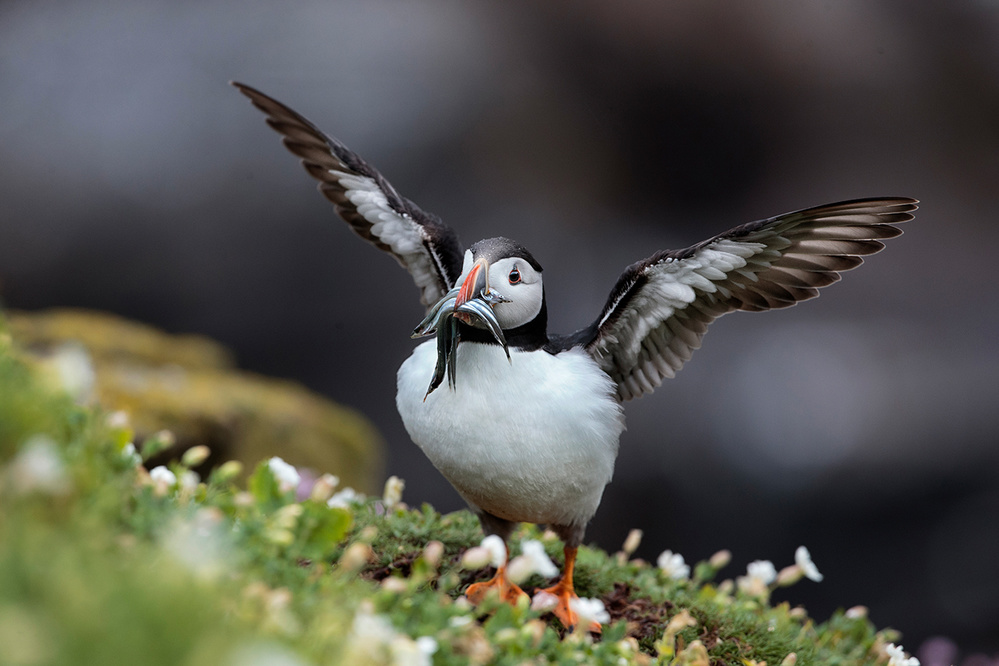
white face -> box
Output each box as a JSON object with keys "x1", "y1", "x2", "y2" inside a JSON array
[{"x1": 458, "y1": 250, "x2": 544, "y2": 330}]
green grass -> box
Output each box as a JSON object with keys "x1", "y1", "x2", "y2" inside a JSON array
[{"x1": 0, "y1": 317, "x2": 911, "y2": 666}]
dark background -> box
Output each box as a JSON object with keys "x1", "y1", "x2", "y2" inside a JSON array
[{"x1": 2, "y1": 1, "x2": 997, "y2": 657}]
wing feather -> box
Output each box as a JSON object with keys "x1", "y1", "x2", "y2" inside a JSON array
[
  {"x1": 233, "y1": 81, "x2": 463, "y2": 308},
  {"x1": 575, "y1": 197, "x2": 917, "y2": 400}
]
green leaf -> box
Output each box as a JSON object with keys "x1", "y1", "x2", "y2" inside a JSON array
[
  {"x1": 299, "y1": 501, "x2": 352, "y2": 560},
  {"x1": 248, "y1": 460, "x2": 283, "y2": 508}
]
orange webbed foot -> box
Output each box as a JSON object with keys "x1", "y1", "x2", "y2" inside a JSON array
[
  {"x1": 465, "y1": 565, "x2": 529, "y2": 606},
  {"x1": 533, "y1": 545, "x2": 602, "y2": 633},
  {"x1": 535, "y1": 581, "x2": 602, "y2": 633}
]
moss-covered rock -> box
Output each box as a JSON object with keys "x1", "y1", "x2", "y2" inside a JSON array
[{"x1": 8, "y1": 308, "x2": 382, "y2": 493}]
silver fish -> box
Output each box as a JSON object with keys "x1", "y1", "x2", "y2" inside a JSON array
[
  {"x1": 411, "y1": 286, "x2": 462, "y2": 338},
  {"x1": 456, "y1": 298, "x2": 510, "y2": 360},
  {"x1": 417, "y1": 286, "x2": 511, "y2": 398}
]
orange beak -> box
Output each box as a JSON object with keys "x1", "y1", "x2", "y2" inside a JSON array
[{"x1": 455, "y1": 258, "x2": 490, "y2": 311}]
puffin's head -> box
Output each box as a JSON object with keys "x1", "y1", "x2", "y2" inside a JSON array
[
  {"x1": 455, "y1": 237, "x2": 545, "y2": 332},
  {"x1": 412, "y1": 237, "x2": 546, "y2": 395}
]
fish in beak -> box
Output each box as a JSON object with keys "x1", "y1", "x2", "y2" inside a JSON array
[{"x1": 412, "y1": 258, "x2": 510, "y2": 398}]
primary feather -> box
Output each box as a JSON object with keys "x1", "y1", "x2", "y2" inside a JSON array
[
  {"x1": 232, "y1": 81, "x2": 464, "y2": 309},
  {"x1": 572, "y1": 198, "x2": 917, "y2": 400}
]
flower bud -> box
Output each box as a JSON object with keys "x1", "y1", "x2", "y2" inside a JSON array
[
  {"x1": 845, "y1": 606, "x2": 868, "y2": 619},
  {"x1": 709, "y1": 549, "x2": 732, "y2": 570},
  {"x1": 381, "y1": 577, "x2": 408, "y2": 593},
  {"x1": 776, "y1": 564, "x2": 804, "y2": 587},
  {"x1": 506, "y1": 556, "x2": 533, "y2": 585},
  {"x1": 422, "y1": 540, "x2": 444, "y2": 570},
  {"x1": 460, "y1": 546, "x2": 491, "y2": 570},
  {"x1": 382, "y1": 475, "x2": 405, "y2": 509},
  {"x1": 142, "y1": 430, "x2": 176, "y2": 460},
  {"x1": 309, "y1": 473, "x2": 340, "y2": 502},
  {"x1": 214, "y1": 460, "x2": 243, "y2": 484},
  {"x1": 339, "y1": 542, "x2": 374, "y2": 571},
  {"x1": 181, "y1": 445, "x2": 211, "y2": 467},
  {"x1": 622, "y1": 529, "x2": 643, "y2": 556}
]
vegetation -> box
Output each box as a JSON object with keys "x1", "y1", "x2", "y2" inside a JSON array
[{"x1": 0, "y1": 313, "x2": 916, "y2": 665}]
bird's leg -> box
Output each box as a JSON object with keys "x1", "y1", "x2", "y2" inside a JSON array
[
  {"x1": 465, "y1": 542, "x2": 528, "y2": 606},
  {"x1": 538, "y1": 545, "x2": 601, "y2": 633}
]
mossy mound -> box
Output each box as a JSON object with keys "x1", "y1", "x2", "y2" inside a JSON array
[{"x1": 8, "y1": 308, "x2": 382, "y2": 493}]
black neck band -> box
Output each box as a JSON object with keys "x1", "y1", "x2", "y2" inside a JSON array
[{"x1": 458, "y1": 296, "x2": 549, "y2": 352}]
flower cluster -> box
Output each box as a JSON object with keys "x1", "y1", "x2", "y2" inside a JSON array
[
  {"x1": 657, "y1": 549, "x2": 691, "y2": 581},
  {"x1": 460, "y1": 535, "x2": 560, "y2": 585},
  {"x1": 267, "y1": 456, "x2": 301, "y2": 494},
  {"x1": 736, "y1": 546, "x2": 823, "y2": 597},
  {"x1": 885, "y1": 642, "x2": 920, "y2": 666},
  {"x1": 343, "y1": 601, "x2": 438, "y2": 666}
]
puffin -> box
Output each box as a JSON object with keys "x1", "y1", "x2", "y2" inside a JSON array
[{"x1": 232, "y1": 81, "x2": 916, "y2": 630}]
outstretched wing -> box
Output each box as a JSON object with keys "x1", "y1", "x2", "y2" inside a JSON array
[
  {"x1": 571, "y1": 198, "x2": 917, "y2": 401},
  {"x1": 233, "y1": 81, "x2": 464, "y2": 309}
]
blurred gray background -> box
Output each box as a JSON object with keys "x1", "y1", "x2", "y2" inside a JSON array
[{"x1": 2, "y1": 0, "x2": 997, "y2": 657}]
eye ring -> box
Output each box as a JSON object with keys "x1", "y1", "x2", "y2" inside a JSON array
[{"x1": 508, "y1": 267, "x2": 521, "y2": 285}]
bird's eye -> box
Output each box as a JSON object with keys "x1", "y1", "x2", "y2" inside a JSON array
[{"x1": 508, "y1": 268, "x2": 521, "y2": 285}]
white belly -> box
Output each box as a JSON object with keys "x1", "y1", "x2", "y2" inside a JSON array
[{"x1": 396, "y1": 340, "x2": 624, "y2": 528}]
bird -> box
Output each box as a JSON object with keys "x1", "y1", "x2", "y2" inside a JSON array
[{"x1": 232, "y1": 81, "x2": 917, "y2": 631}]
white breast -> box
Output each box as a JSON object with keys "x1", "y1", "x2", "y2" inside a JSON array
[{"x1": 396, "y1": 341, "x2": 625, "y2": 528}]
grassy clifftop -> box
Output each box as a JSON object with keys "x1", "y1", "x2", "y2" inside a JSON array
[{"x1": 0, "y1": 314, "x2": 916, "y2": 665}]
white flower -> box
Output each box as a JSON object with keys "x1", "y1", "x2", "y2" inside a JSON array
[
  {"x1": 327, "y1": 487, "x2": 362, "y2": 508},
  {"x1": 508, "y1": 539, "x2": 559, "y2": 583},
  {"x1": 382, "y1": 475, "x2": 405, "y2": 509},
  {"x1": 267, "y1": 457, "x2": 301, "y2": 494},
  {"x1": 9, "y1": 435, "x2": 70, "y2": 495},
  {"x1": 150, "y1": 465, "x2": 177, "y2": 486},
  {"x1": 885, "y1": 642, "x2": 920, "y2": 666},
  {"x1": 343, "y1": 604, "x2": 397, "y2": 662},
  {"x1": 448, "y1": 614, "x2": 474, "y2": 628},
  {"x1": 746, "y1": 560, "x2": 777, "y2": 585},
  {"x1": 415, "y1": 637, "x2": 438, "y2": 655},
  {"x1": 342, "y1": 603, "x2": 436, "y2": 666},
  {"x1": 178, "y1": 469, "x2": 200, "y2": 492},
  {"x1": 795, "y1": 546, "x2": 824, "y2": 582},
  {"x1": 569, "y1": 597, "x2": 610, "y2": 626},
  {"x1": 121, "y1": 442, "x2": 142, "y2": 466},
  {"x1": 738, "y1": 559, "x2": 777, "y2": 596},
  {"x1": 162, "y1": 508, "x2": 230, "y2": 581},
  {"x1": 390, "y1": 635, "x2": 437, "y2": 666},
  {"x1": 657, "y1": 549, "x2": 690, "y2": 580},
  {"x1": 481, "y1": 534, "x2": 507, "y2": 568}
]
